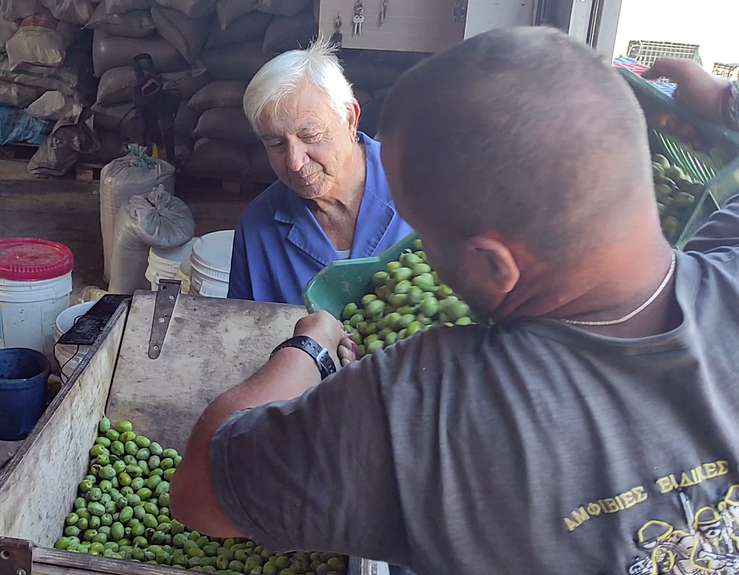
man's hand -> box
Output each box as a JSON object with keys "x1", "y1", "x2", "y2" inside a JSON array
[
  {"x1": 294, "y1": 311, "x2": 359, "y2": 368},
  {"x1": 644, "y1": 58, "x2": 730, "y2": 124}
]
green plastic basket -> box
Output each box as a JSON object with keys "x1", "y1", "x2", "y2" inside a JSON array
[
  {"x1": 618, "y1": 69, "x2": 739, "y2": 248},
  {"x1": 303, "y1": 233, "x2": 418, "y2": 317}
]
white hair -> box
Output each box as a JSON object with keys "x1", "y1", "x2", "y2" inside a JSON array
[{"x1": 243, "y1": 40, "x2": 356, "y2": 130}]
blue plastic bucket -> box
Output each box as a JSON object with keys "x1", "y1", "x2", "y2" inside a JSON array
[{"x1": 0, "y1": 348, "x2": 50, "y2": 441}]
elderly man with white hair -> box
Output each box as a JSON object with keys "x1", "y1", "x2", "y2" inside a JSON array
[{"x1": 227, "y1": 42, "x2": 413, "y2": 304}]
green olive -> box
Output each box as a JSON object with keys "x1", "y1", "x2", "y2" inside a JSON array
[
  {"x1": 367, "y1": 340, "x2": 384, "y2": 353},
  {"x1": 387, "y1": 292, "x2": 409, "y2": 306},
  {"x1": 391, "y1": 267, "x2": 413, "y2": 282},
  {"x1": 400, "y1": 252, "x2": 422, "y2": 267},
  {"x1": 99, "y1": 417, "x2": 111, "y2": 434},
  {"x1": 96, "y1": 436, "x2": 112, "y2": 448},
  {"x1": 120, "y1": 431, "x2": 137, "y2": 443},
  {"x1": 135, "y1": 435, "x2": 151, "y2": 448},
  {"x1": 365, "y1": 299, "x2": 385, "y2": 316},
  {"x1": 115, "y1": 421, "x2": 133, "y2": 434}
]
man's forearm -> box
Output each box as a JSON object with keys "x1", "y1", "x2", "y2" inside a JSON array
[{"x1": 170, "y1": 349, "x2": 321, "y2": 536}]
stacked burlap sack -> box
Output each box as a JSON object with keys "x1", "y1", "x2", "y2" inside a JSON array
[
  {"x1": 0, "y1": 0, "x2": 428, "y2": 181},
  {"x1": 178, "y1": 6, "x2": 428, "y2": 182},
  {"x1": 0, "y1": 0, "x2": 100, "y2": 175}
]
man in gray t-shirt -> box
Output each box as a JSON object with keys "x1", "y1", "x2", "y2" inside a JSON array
[{"x1": 171, "y1": 29, "x2": 739, "y2": 575}]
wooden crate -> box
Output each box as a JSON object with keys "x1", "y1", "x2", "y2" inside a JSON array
[
  {"x1": 0, "y1": 293, "x2": 379, "y2": 574},
  {"x1": 75, "y1": 163, "x2": 104, "y2": 184}
]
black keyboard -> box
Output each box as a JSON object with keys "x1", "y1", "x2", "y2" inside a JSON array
[{"x1": 57, "y1": 294, "x2": 131, "y2": 346}]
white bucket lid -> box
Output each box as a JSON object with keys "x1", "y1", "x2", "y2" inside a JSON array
[{"x1": 191, "y1": 230, "x2": 235, "y2": 274}]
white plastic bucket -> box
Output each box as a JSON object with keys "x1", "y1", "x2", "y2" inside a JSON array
[
  {"x1": 0, "y1": 274, "x2": 73, "y2": 356},
  {"x1": 146, "y1": 239, "x2": 196, "y2": 290},
  {"x1": 176, "y1": 260, "x2": 191, "y2": 295},
  {"x1": 53, "y1": 301, "x2": 95, "y2": 381},
  {"x1": 190, "y1": 230, "x2": 234, "y2": 299},
  {"x1": 0, "y1": 239, "x2": 75, "y2": 357}
]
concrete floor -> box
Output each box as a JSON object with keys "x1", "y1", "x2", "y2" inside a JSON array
[{"x1": 0, "y1": 160, "x2": 260, "y2": 293}]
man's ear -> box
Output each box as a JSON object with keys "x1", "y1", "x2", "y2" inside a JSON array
[
  {"x1": 347, "y1": 100, "x2": 361, "y2": 138},
  {"x1": 463, "y1": 235, "x2": 520, "y2": 294}
]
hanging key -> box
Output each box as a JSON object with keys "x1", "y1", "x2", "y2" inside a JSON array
[
  {"x1": 380, "y1": 0, "x2": 388, "y2": 25},
  {"x1": 353, "y1": 1, "x2": 364, "y2": 35},
  {"x1": 330, "y1": 14, "x2": 343, "y2": 47}
]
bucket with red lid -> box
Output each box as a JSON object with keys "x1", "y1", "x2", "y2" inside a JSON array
[{"x1": 0, "y1": 238, "x2": 74, "y2": 356}]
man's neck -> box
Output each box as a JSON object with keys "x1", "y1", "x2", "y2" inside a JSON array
[{"x1": 498, "y1": 235, "x2": 679, "y2": 337}]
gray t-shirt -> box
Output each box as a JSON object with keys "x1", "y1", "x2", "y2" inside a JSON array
[{"x1": 211, "y1": 196, "x2": 739, "y2": 575}]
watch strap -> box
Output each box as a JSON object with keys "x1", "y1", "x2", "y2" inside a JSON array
[{"x1": 270, "y1": 336, "x2": 337, "y2": 380}]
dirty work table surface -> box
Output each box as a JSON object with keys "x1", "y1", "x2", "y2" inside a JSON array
[{"x1": 107, "y1": 292, "x2": 307, "y2": 452}]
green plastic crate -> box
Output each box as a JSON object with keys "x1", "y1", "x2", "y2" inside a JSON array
[
  {"x1": 618, "y1": 69, "x2": 739, "y2": 248},
  {"x1": 303, "y1": 233, "x2": 418, "y2": 317}
]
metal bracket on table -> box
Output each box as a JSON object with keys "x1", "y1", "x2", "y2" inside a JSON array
[
  {"x1": 0, "y1": 536, "x2": 33, "y2": 575},
  {"x1": 148, "y1": 279, "x2": 181, "y2": 359}
]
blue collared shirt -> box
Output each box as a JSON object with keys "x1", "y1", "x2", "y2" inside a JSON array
[{"x1": 228, "y1": 133, "x2": 414, "y2": 305}]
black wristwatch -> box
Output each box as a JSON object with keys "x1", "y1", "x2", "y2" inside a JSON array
[{"x1": 270, "y1": 336, "x2": 337, "y2": 380}]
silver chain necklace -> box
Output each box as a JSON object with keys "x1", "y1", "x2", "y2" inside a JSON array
[{"x1": 560, "y1": 252, "x2": 676, "y2": 327}]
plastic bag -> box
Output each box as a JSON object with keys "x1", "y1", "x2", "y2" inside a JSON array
[
  {"x1": 28, "y1": 122, "x2": 100, "y2": 176},
  {"x1": 96, "y1": 66, "x2": 209, "y2": 107},
  {"x1": 99, "y1": 145, "x2": 176, "y2": 282},
  {"x1": 256, "y1": 0, "x2": 310, "y2": 16},
  {"x1": 102, "y1": 0, "x2": 153, "y2": 14},
  {"x1": 192, "y1": 107, "x2": 257, "y2": 144},
  {"x1": 0, "y1": 81, "x2": 43, "y2": 107},
  {"x1": 174, "y1": 133, "x2": 193, "y2": 162},
  {"x1": 40, "y1": 0, "x2": 95, "y2": 25},
  {"x1": 151, "y1": 5, "x2": 209, "y2": 65},
  {"x1": 215, "y1": 0, "x2": 257, "y2": 29},
  {"x1": 109, "y1": 185, "x2": 195, "y2": 294},
  {"x1": 80, "y1": 128, "x2": 126, "y2": 164},
  {"x1": 183, "y1": 138, "x2": 250, "y2": 177},
  {"x1": 6, "y1": 22, "x2": 68, "y2": 69},
  {"x1": 0, "y1": 39, "x2": 95, "y2": 99},
  {"x1": 206, "y1": 9, "x2": 271, "y2": 48},
  {"x1": 75, "y1": 286, "x2": 108, "y2": 304},
  {"x1": 93, "y1": 30, "x2": 188, "y2": 77},
  {"x1": 162, "y1": 68, "x2": 210, "y2": 100},
  {"x1": 200, "y1": 41, "x2": 271, "y2": 80},
  {"x1": 0, "y1": 0, "x2": 36, "y2": 21},
  {"x1": 0, "y1": 19, "x2": 18, "y2": 52},
  {"x1": 92, "y1": 102, "x2": 135, "y2": 130},
  {"x1": 174, "y1": 100, "x2": 197, "y2": 136},
  {"x1": 85, "y1": 4, "x2": 155, "y2": 37},
  {"x1": 153, "y1": 0, "x2": 216, "y2": 18},
  {"x1": 27, "y1": 90, "x2": 83, "y2": 121},
  {"x1": 262, "y1": 10, "x2": 316, "y2": 53},
  {"x1": 0, "y1": 106, "x2": 50, "y2": 145},
  {"x1": 188, "y1": 80, "x2": 245, "y2": 112}
]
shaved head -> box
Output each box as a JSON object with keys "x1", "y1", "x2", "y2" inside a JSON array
[{"x1": 380, "y1": 27, "x2": 654, "y2": 261}]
